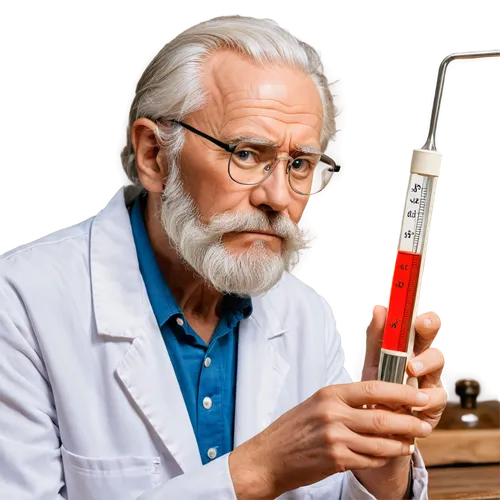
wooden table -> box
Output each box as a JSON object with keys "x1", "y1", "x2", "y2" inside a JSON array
[{"x1": 428, "y1": 464, "x2": 500, "y2": 500}]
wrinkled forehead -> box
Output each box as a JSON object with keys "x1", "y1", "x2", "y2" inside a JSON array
[{"x1": 198, "y1": 49, "x2": 323, "y2": 148}]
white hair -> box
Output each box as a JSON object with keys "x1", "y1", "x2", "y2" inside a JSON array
[{"x1": 120, "y1": 14, "x2": 339, "y2": 184}]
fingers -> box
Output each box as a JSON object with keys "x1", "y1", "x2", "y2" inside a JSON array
[
  {"x1": 411, "y1": 387, "x2": 447, "y2": 414},
  {"x1": 327, "y1": 446, "x2": 390, "y2": 473},
  {"x1": 323, "y1": 424, "x2": 400, "y2": 472},
  {"x1": 337, "y1": 380, "x2": 430, "y2": 408},
  {"x1": 413, "y1": 312, "x2": 441, "y2": 355},
  {"x1": 345, "y1": 407, "x2": 433, "y2": 438},
  {"x1": 356, "y1": 403, "x2": 401, "y2": 412},
  {"x1": 363, "y1": 403, "x2": 413, "y2": 414},
  {"x1": 407, "y1": 348, "x2": 445, "y2": 387},
  {"x1": 343, "y1": 429, "x2": 414, "y2": 458},
  {"x1": 356, "y1": 305, "x2": 386, "y2": 380}
]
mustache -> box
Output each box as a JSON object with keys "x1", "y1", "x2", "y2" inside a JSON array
[{"x1": 202, "y1": 210, "x2": 302, "y2": 240}]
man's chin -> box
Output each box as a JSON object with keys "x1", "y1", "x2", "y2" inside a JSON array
[{"x1": 207, "y1": 259, "x2": 286, "y2": 296}]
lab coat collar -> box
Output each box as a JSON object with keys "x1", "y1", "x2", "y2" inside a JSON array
[
  {"x1": 90, "y1": 186, "x2": 148, "y2": 339},
  {"x1": 89, "y1": 186, "x2": 290, "y2": 472},
  {"x1": 89, "y1": 186, "x2": 288, "y2": 341}
]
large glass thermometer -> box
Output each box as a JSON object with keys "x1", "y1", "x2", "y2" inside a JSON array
[{"x1": 378, "y1": 50, "x2": 500, "y2": 384}]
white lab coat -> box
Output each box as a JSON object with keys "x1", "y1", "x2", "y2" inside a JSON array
[{"x1": 0, "y1": 187, "x2": 428, "y2": 500}]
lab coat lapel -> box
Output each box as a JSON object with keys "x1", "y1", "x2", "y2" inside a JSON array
[
  {"x1": 115, "y1": 315, "x2": 202, "y2": 473},
  {"x1": 90, "y1": 187, "x2": 201, "y2": 473},
  {"x1": 234, "y1": 293, "x2": 289, "y2": 447}
]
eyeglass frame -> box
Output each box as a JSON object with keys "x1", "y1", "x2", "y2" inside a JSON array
[{"x1": 157, "y1": 119, "x2": 341, "y2": 195}]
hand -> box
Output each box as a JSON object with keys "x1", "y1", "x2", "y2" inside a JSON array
[
  {"x1": 362, "y1": 305, "x2": 447, "y2": 431},
  {"x1": 229, "y1": 380, "x2": 433, "y2": 500}
]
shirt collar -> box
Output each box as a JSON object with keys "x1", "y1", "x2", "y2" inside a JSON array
[{"x1": 130, "y1": 191, "x2": 253, "y2": 329}]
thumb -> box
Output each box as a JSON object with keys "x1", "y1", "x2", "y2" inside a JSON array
[{"x1": 362, "y1": 305, "x2": 387, "y2": 380}]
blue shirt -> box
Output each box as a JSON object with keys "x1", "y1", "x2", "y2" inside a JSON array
[{"x1": 129, "y1": 192, "x2": 252, "y2": 464}]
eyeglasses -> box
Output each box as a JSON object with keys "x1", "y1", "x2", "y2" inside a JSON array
[{"x1": 158, "y1": 119, "x2": 341, "y2": 196}]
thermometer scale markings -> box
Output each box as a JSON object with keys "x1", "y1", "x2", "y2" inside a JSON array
[
  {"x1": 413, "y1": 187, "x2": 427, "y2": 253},
  {"x1": 382, "y1": 177, "x2": 428, "y2": 353}
]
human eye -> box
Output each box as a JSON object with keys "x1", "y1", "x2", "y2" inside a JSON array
[
  {"x1": 290, "y1": 157, "x2": 314, "y2": 176},
  {"x1": 232, "y1": 143, "x2": 266, "y2": 168},
  {"x1": 235, "y1": 149, "x2": 257, "y2": 162}
]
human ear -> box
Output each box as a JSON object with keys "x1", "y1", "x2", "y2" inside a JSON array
[{"x1": 131, "y1": 117, "x2": 166, "y2": 195}]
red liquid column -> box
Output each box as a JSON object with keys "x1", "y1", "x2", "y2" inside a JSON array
[{"x1": 382, "y1": 251, "x2": 422, "y2": 353}]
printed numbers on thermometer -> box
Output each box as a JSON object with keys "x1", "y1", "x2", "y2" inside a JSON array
[{"x1": 382, "y1": 174, "x2": 429, "y2": 353}]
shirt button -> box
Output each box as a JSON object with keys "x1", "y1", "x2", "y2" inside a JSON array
[
  {"x1": 207, "y1": 447, "x2": 217, "y2": 460},
  {"x1": 204, "y1": 357, "x2": 212, "y2": 368},
  {"x1": 202, "y1": 397, "x2": 212, "y2": 410},
  {"x1": 176, "y1": 317, "x2": 184, "y2": 326}
]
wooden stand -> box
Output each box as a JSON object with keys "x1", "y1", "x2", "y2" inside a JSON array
[
  {"x1": 417, "y1": 429, "x2": 500, "y2": 466},
  {"x1": 417, "y1": 429, "x2": 500, "y2": 499}
]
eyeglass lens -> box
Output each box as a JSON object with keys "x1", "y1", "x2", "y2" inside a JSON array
[{"x1": 229, "y1": 142, "x2": 334, "y2": 195}]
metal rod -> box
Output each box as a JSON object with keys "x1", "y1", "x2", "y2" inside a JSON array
[{"x1": 422, "y1": 50, "x2": 500, "y2": 152}]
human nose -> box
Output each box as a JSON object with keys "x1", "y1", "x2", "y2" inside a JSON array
[{"x1": 249, "y1": 157, "x2": 293, "y2": 213}]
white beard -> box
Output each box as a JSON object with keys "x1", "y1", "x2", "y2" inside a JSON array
[{"x1": 158, "y1": 158, "x2": 311, "y2": 297}]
